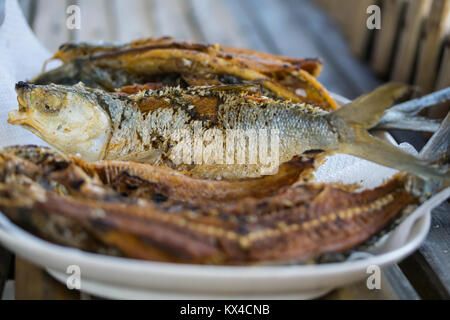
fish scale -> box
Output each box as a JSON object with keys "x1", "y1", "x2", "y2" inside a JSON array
[{"x1": 9, "y1": 82, "x2": 449, "y2": 185}]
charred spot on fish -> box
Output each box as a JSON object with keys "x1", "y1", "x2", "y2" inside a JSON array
[
  {"x1": 90, "y1": 218, "x2": 114, "y2": 232},
  {"x1": 219, "y1": 213, "x2": 231, "y2": 221},
  {"x1": 15, "y1": 81, "x2": 31, "y2": 90},
  {"x1": 68, "y1": 178, "x2": 85, "y2": 190},
  {"x1": 110, "y1": 172, "x2": 171, "y2": 200},
  {"x1": 302, "y1": 149, "x2": 325, "y2": 155},
  {"x1": 256, "y1": 201, "x2": 269, "y2": 211},
  {"x1": 334, "y1": 216, "x2": 344, "y2": 228},
  {"x1": 288, "y1": 156, "x2": 315, "y2": 166},
  {"x1": 237, "y1": 224, "x2": 250, "y2": 235},
  {"x1": 152, "y1": 193, "x2": 168, "y2": 203},
  {"x1": 51, "y1": 160, "x2": 70, "y2": 171},
  {"x1": 218, "y1": 75, "x2": 243, "y2": 85}
]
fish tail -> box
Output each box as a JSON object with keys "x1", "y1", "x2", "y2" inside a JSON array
[
  {"x1": 330, "y1": 82, "x2": 412, "y2": 130},
  {"x1": 327, "y1": 82, "x2": 450, "y2": 189},
  {"x1": 340, "y1": 128, "x2": 449, "y2": 184}
]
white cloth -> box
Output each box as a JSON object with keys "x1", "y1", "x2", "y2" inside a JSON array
[{"x1": 0, "y1": 0, "x2": 50, "y2": 147}]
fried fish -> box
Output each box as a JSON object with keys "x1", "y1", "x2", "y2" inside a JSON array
[
  {"x1": 0, "y1": 145, "x2": 420, "y2": 264},
  {"x1": 32, "y1": 37, "x2": 339, "y2": 111},
  {"x1": 9, "y1": 81, "x2": 448, "y2": 183}
]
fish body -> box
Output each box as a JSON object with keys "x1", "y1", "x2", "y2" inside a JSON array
[
  {"x1": 0, "y1": 145, "x2": 419, "y2": 264},
  {"x1": 33, "y1": 37, "x2": 338, "y2": 111},
  {"x1": 11, "y1": 82, "x2": 337, "y2": 179},
  {"x1": 9, "y1": 81, "x2": 449, "y2": 183}
]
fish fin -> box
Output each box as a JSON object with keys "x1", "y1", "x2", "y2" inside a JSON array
[
  {"x1": 420, "y1": 111, "x2": 450, "y2": 164},
  {"x1": 375, "y1": 116, "x2": 441, "y2": 133},
  {"x1": 331, "y1": 83, "x2": 411, "y2": 129},
  {"x1": 329, "y1": 83, "x2": 449, "y2": 189},
  {"x1": 339, "y1": 128, "x2": 448, "y2": 183},
  {"x1": 374, "y1": 88, "x2": 450, "y2": 133}
]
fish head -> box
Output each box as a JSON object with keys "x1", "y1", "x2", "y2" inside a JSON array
[{"x1": 9, "y1": 82, "x2": 112, "y2": 161}]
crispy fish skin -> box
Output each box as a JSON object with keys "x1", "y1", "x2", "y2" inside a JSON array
[
  {"x1": 10, "y1": 81, "x2": 448, "y2": 183},
  {"x1": 0, "y1": 146, "x2": 419, "y2": 264},
  {"x1": 53, "y1": 37, "x2": 323, "y2": 77},
  {"x1": 35, "y1": 37, "x2": 338, "y2": 110},
  {"x1": 10, "y1": 82, "x2": 337, "y2": 179},
  {"x1": 85, "y1": 156, "x2": 315, "y2": 203}
]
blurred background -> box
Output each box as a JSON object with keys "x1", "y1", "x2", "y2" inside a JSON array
[{"x1": 16, "y1": 0, "x2": 449, "y2": 107}]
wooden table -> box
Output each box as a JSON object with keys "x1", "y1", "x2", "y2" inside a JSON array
[{"x1": 1, "y1": 0, "x2": 448, "y2": 300}]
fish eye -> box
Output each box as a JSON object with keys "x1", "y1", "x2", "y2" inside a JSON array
[{"x1": 40, "y1": 102, "x2": 59, "y2": 113}]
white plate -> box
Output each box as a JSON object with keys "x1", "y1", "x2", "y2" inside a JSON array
[{"x1": 0, "y1": 94, "x2": 448, "y2": 299}]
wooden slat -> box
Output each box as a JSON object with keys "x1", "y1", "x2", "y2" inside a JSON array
[
  {"x1": 382, "y1": 265, "x2": 421, "y2": 299},
  {"x1": 392, "y1": 0, "x2": 433, "y2": 82},
  {"x1": 343, "y1": 0, "x2": 377, "y2": 58},
  {"x1": 238, "y1": 0, "x2": 356, "y2": 97},
  {"x1": 111, "y1": 0, "x2": 154, "y2": 42},
  {"x1": 413, "y1": 202, "x2": 450, "y2": 298},
  {"x1": 414, "y1": 0, "x2": 450, "y2": 93},
  {"x1": 222, "y1": 0, "x2": 272, "y2": 52},
  {"x1": 1, "y1": 280, "x2": 14, "y2": 300},
  {"x1": 431, "y1": 36, "x2": 450, "y2": 118},
  {"x1": 435, "y1": 36, "x2": 450, "y2": 89},
  {"x1": 287, "y1": 0, "x2": 380, "y2": 97},
  {"x1": 317, "y1": 0, "x2": 378, "y2": 58},
  {"x1": 150, "y1": 0, "x2": 201, "y2": 40},
  {"x1": 32, "y1": 0, "x2": 69, "y2": 51},
  {"x1": 0, "y1": 245, "x2": 12, "y2": 298},
  {"x1": 15, "y1": 257, "x2": 80, "y2": 300},
  {"x1": 186, "y1": 0, "x2": 248, "y2": 47},
  {"x1": 315, "y1": 0, "x2": 356, "y2": 41},
  {"x1": 77, "y1": 0, "x2": 116, "y2": 42},
  {"x1": 370, "y1": 0, "x2": 406, "y2": 77},
  {"x1": 239, "y1": 0, "x2": 321, "y2": 56},
  {"x1": 324, "y1": 265, "x2": 419, "y2": 300}
]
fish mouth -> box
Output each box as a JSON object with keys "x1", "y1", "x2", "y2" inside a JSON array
[
  {"x1": 15, "y1": 81, "x2": 32, "y2": 90},
  {"x1": 8, "y1": 107, "x2": 52, "y2": 149},
  {"x1": 13, "y1": 81, "x2": 33, "y2": 113},
  {"x1": 9, "y1": 101, "x2": 28, "y2": 125},
  {"x1": 7, "y1": 108, "x2": 32, "y2": 126},
  {"x1": 9, "y1": 82, "x2": 37, "y2": 127}
]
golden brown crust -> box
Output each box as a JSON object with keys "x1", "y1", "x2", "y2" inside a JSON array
[
  {"x1": 0, "y1": 146, "x2": 418, "y2": 265},
  {"x1": 55, "y1": 37, "x2": 323, "y2": 76},
  {"x1": 82, "y1": 156, "x2": 314, "y2": 203},
  {"x1": 50, "y1": 37, "x2": 339, "y2": 111}
]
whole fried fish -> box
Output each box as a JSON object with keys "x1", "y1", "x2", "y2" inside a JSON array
[
  {"x1": 32, "y1": 37, "x2": 338, "y2": 111},
  {"x1": 9, "y1": 81, "x2": 448, "y2": 182},
  {"x1": 0, "y1": 145, "x2": 420, "y2": 264}
]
